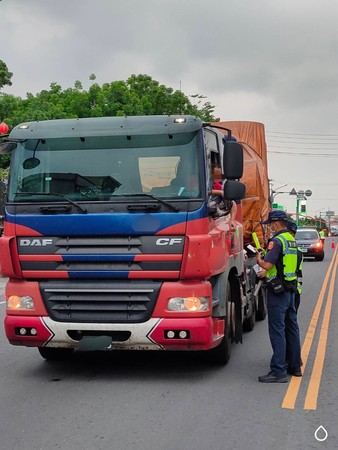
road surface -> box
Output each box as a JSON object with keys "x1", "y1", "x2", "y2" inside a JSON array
[{"x1": 0, "y1": 238, "x2": 337, "y2": 450}]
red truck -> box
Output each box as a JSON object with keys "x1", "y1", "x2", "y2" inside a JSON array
[{"x1": 0, "y1": 115, "x2": 265, "y2": 363}]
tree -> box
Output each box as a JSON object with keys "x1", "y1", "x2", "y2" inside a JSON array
[
  {"x1": 0, "y1": 60, "x2": 13, "y2": 90},
  {"x1": 0, "y1": 73, "x2": 217, "y2": 174}
]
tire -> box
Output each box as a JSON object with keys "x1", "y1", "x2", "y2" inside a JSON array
[
  {"x1": 38, "y1": 347, "x2": 74, "y2": 361},
  {"x1": 315, "y1": 253, "x2": 324, "y2": 261},
  {"x1": 255, "y1": 285, "x2": 267, "y2": 321},
  {"x1": 205, "y1": 281, "x2": 233, "y2": 365},
  {"x1": 243, "y1": 297, "x2": 255, "y2": 332}
]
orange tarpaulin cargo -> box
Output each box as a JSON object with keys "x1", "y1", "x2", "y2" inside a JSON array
[{"x1": 212, "y1": 121, "x2": 270, "y2": 248}]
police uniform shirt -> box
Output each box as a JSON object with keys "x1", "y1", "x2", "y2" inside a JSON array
[{"x1": 264, "y1": 230, "x2": 287, "y2": 266}]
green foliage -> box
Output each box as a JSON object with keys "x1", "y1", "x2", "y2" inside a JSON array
[
  {"x1": 0, "y1": 60, "x2": 13, "y2": 90},
  {"x1": 1, "y1": 73, "x2": 217, "y2": 124},
  {"x1": 298, "y1": 217, "x2": 328, "y2": 230},
  {"x1": 0, "y1": 73, "x2": 217, "y2": 173}
]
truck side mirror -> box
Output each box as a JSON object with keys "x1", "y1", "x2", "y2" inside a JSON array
[
  {"x1": 223, "y1": 179, "x2": 246, "y2": 200},
  {"x1": 23, "y1": 157, "x2": 41, "y2": 169},
  {"x1": 222, "y1": 141, "x2": 243, "y2": 179},
  {"x1": 0, "y1": 140, "x2": 17, "y2": 154}
]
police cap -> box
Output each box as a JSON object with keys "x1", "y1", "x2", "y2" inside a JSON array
[
  {"x1": 262, "y1": 210, "x2": 288, "y2": 224},
  {"x1": 287, "y1": 221, "x2": 298, "y2": 233}
]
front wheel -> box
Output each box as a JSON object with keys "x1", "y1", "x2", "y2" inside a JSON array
[
  {"x1": 243, "y1": 299, "x2": 256, "y2": 332},
  {"x1": 204, "y1": 281, "x2": 233, "y2": 364},
  {"x1": 204, "y1": 316, "x2": 232, "y2": 365},
  {"x1": 38, "y1": 347, "x2": 74, "y2": 361},
  {"x1": 255, "y1": 284, "x2": 267, "y2": 321}
]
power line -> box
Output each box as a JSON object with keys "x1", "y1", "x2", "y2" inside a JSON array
[
  {"x1": 267, "y1": 130, "x2": 338, "y2": 137},
  {"x1": 268, "y1": 138, "x2": 338, "y2": 144},
  {"x1": 268, "y1": 150, "x2": 338, "y2": 157}
]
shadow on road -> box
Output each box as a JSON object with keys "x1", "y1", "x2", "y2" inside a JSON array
[{"x1": 26, "y1": 348, "x2": 225, "y2": 383}]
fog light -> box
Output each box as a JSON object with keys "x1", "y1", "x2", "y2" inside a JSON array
[
  {"x1": 19, "y1": 328, "x2": 27, "y2": 335},
  {"x1": 30, "y1": 328, "x2": 38, "y2": 336},
  {"x1": 164, "y1": 330, "x2": 190, "y2": 339}
]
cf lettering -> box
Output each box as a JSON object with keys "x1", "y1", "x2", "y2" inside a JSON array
[{"x1": 156, "y1": 238, "x2": 182, "y2": 246}]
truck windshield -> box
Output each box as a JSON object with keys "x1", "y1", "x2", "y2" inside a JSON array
[{"x1": 8, "y1": 132, "x2": 202, "y2": 202}]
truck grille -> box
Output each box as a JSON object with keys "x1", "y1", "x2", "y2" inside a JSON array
[
  {"x1": 40, "y1": 279, "x2": 161, "y2": 323},
  {"x1": 17, "y1": 235, "x2": 184, "y2": 279}
]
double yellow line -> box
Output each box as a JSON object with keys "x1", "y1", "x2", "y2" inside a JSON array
[{"x1": 282, "y1": 245, "x2": 338, "y2": 410}]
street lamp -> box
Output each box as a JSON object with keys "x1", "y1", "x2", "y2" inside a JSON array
[
  {"x1": 315, "y1": 209, "x2": 326, "y2": 228},
  {"x1": 269, "y1": 183, "x2": 288, "y2": 204}
]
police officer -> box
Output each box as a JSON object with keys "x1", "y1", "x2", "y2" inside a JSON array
[
  {"x1": 287, "y1": 220, "x2": 303, "y2": 312},
  {"x1": 256, "y1": 210, "x2": 302, "y2": 383},
  {"x1": 286, "y1": 220, "x2": 303, "y2": 369}
]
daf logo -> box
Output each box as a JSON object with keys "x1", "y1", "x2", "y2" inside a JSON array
[
  {"x1": 156, "y1": 238, "x2": 183, "y2": 246},
  {"x1": 20, "y1": 239, "x2": 53, "y2": 247}
]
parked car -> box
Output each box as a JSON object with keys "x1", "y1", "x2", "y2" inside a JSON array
[{"x1": 295, "y1": 227, "x2": 325, "y2": 261}]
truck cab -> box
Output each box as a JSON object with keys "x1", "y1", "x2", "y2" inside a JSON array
[{"x1": 0, "y1": 115, "x2": 254, "y2": 364}]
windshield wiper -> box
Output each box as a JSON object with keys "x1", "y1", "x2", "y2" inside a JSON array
[
  {"x1": 120, "y1": 193, "x2": 179, "y2": 212},
  {"x1": 14, "y1": 192, "x2": 87, "y2": 214}
]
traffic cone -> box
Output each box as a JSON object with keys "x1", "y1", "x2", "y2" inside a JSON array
[{"x1": 332, "y1": 239, "x2": 335, "y2": 249}]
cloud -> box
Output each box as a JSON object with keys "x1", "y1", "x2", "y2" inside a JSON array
[{"x1": 1, "y1": 0, "x2": 338, "y2": 215}]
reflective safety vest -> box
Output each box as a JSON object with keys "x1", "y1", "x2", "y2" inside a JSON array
[
  {"x1": 296, "y1": 246, "x2": 303, "y2": 295},
  {"x1": 266, "y1": 231, "x2": 298, "y2": 283}
]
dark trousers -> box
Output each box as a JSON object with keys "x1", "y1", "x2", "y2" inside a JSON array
[
  {"x1": 295, "y1": 292, "x2": 301, "y2": 311},
  {"x1": 267, "y1": 290, "x2": 301, "y2": 376}
]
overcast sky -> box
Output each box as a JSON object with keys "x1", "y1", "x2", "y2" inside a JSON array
[{"x1": 1, "y1": 0, "x2": 338, "y2": 218}]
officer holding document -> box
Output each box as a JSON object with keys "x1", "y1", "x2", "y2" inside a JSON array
[{"x1": 255, "y1": 210, "x2": 302, "y2": 383}]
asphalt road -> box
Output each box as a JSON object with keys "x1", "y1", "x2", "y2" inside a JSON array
[{"x1": 0, "y1": 238, "x2": 337, "y2": 450}]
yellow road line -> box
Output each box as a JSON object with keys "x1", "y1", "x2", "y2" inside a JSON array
[
  {"x1": 282, "y1": 246, "x2": 337, "y2": 409},
  {"x1": 304, "y1": 253, "x2": 337, "y2": 410}
]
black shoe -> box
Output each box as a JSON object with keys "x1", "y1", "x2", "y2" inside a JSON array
[
  {"x1": 287, "y1": 367, "x2": 302, "y2": 377},
  {"x1": 258, "y1": 371, "x2": 288, "y2": 383}
]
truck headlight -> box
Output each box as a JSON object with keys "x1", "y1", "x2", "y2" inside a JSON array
[
  {"x1": 7, "y1": 295, "x2": 35, "y2": 310},
  {"x1": 167, "y1": 296, "x2": 209, "y2": 312}
]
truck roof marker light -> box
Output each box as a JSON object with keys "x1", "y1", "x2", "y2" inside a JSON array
[
  {"x1": 18, "y1": 124, "x2": 29, "y2": 129},
  {"x1": 174, "y1": 118, "x2": 186, "y2": 124}
]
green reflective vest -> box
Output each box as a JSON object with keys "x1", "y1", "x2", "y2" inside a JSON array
[
  {"x1": 296, "y1": 246, "x2": 303, "y2": 295},
  {"x1": 266, "y1": 231, "x2": 298, "y2": 283}
]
